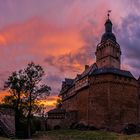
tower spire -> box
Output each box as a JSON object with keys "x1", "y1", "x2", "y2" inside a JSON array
[
  {"x1": 107, "y1": 10, "x2": 111, "y2": 19},
  {"x1": 101, "y1": 10, "x2": 116, "y2": 42},
  {"x1": 104, "y1": 10, "x2": 112, "y2": 33}
]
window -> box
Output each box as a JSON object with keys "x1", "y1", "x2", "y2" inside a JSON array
[
  {"x1": 90, "y1": 99, "x2": 94, "y2": 105},
  {"x1": 124, "y1": 77, "x2": 127, "y2": 81},
  {"x1": 114, "y1": 75, "x2": 117, "y2": 80}
]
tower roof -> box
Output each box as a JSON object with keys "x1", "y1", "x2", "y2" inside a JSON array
[{"x1": 101, "y1": 13, "x2": 116, "y2": 43}]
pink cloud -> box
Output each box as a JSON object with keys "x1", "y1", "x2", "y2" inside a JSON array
[{"x1": 0, "y1": 0, "x2": 139, "y2": 110}]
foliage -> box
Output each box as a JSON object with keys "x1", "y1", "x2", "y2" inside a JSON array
[{"x1": 4, "y1": 62, "x2": 51, "y2": 138}]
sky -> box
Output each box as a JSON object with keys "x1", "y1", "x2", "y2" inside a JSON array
[{"x1": 0, "y1": 0, "x2": 140, "y2": 110}]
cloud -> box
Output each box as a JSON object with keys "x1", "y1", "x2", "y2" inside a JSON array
[
  {"x1": 38, "y1": 95, "x2": 59, "y2": 107},
  {"x1": 0, "y1": 90, "x2": 10, "y2": 101},
  {"x1": 117, "y1": 14, "x2": 140, "y2": 77},
  {"x1": 0, "y1": 0, "x2": 140, "y2": 111},
  {"x1": 44, "y1": 41, "x2": 96, "y2": 76}
]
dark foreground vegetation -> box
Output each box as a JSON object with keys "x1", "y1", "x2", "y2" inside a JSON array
[{"x1": 3, "y1": 62, "x2": 51, "y2": 139}]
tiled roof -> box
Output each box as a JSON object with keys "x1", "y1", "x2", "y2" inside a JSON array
[
  {"x1": 75, "y1": 63, "x2": 97, "y2": 81},
  {"x1": 47, "y1": 108, "x2": 66, "y2": 114},
  {"x1": 92, "y1": 67, "x2": 134, "y2": 78},
  {"x1": 65, "y1": 78, "x2": 74, "y2": 85},
  {"x1": 138, "y1": 76, "x2": 140, "y2": 84}
]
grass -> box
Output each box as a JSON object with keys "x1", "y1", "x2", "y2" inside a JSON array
[
  {"x1": 1, "y1": 130, "x2": 140, "y2": 140},
  {"x1": 0, "y1": 137, "x2": 9, "y2": 140},
  {"x1": 32, "y1": 129, "x2": 140, "y2": 140}
]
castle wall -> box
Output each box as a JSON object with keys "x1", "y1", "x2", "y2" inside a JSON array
[
  {"x1": 60, "y1": 74, "x2": 139, "y2": 132},
  {"x1": 62, "y1": 87, "x2": 89, "y2": 125},
  {"x1": 96, "y1": 41, "x2": 121, "y2": 69},
  {"x1": 62, "y1": 94, "x2": 78, "y2": 111},
  {"x1": 109, "y1": 78, "x2": 138, "y2": 131},
  {"x1": 76, "y1": 88, "x2": 89, "y2": 125},
  {"x1": 88, "y1": 75, "x2": 110, "y2": 128},
  {"x1": 88, "y1": 74, "x2": 139, "y2": 131}
]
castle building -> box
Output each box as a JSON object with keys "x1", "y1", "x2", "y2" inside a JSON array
[{"x1": 47, "y1": 14, "x2": 140, "y2": 131}]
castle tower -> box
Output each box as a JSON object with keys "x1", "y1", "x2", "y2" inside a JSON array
[{"x1": 95, "y1": 12, "x2": 121, "y2": 69}]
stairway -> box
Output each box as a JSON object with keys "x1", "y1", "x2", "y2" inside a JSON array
[{"x1": 0, "y1": 114, "x2": 15, "y2": 138}]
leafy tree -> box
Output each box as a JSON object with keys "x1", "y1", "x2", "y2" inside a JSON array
[{"x1": 4, "y1": 62, "x2": 51, "y2": 138}]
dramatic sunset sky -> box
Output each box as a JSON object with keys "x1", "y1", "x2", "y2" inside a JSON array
[{"x1": 0, "y1": 0, "x2": 140, "y2": 110}]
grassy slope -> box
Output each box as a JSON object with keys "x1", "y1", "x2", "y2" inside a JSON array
[
  {"x1": 32, "y1": 130, "x2": 140, "y2": 140},
  {"x1": 1, "y1": 130, "x2": 140, "y2": 140},
  {"x1": 0, "y1": 137, "x2": 9, "y2": 140}
]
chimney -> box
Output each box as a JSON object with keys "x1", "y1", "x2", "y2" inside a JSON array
[{"x1": 85, "y1": 65, "x2": 89, "y2": 71}]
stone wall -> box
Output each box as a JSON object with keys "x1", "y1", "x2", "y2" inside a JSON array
[
  {"x1": 49, "y1": 73, "x2": 140, "y2": 132},
  {"x1": 62, "y1": 94, "x2": 78, "y2": 111},
  {"x1": 88, "y1": 74, "x2": 139, "y2": 131},
  {"x1": 88, "y1": 76, "x2": 109, "y2": 128},
  {"x1": 96, "y1": 40, "x2": 121, "y2": 69},
  {"x1": 47, "y1": 111, "x2": 78, "y2": 129},
  {"x1": 76, "y1": 88, "x2": 89, "y2": 125},
  {"x1": 0, "y1": 106, "x2": 15, "y2": 137}
]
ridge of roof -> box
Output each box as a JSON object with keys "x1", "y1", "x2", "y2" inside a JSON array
[{"x1": 92, "y1": 67, "x2": 134, "y2": 78}]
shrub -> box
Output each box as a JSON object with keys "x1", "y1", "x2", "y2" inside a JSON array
[
  {"x1": 75, "y1": 123, "x2": 88, "y2": 130},
  {"x1": 54, "y1": 125, "x2": 61, "y2": 130},
  {"x1": 122, "y1": 123, "x2": 137, "y2": 135}
]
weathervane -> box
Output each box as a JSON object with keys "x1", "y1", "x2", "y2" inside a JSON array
[{"x1": 107, "y1": 10, "x2": 111, "y2": 19}]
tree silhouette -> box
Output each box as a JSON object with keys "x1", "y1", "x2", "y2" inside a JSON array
[{"x1": 4, "y1": 62, "x2": 51, "y2": 138}]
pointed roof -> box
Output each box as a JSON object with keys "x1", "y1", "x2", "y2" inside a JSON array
[{"x1": 101, "y1": 13, "x2": 116, "y2": 43}]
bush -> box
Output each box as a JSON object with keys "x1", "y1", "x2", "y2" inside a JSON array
[
  {"x1": 16, "y1": 118, "x2": 37, "y2": 139},
  {"x1": 54, "y1": 125, "x2": 61, "y2": 130},
  {"x1": 75, "y1": 123, "x2": 88, "y2": 130},
  {"x1": 70, "y1": 123, "x2": 77, "y2": 129},
  {"x1": 32, "y1": 118, "x2": 41, "y2": 131},
  {"x1": 17, "y1": 119, "x2": 28, "y2": 138},
  {"x1": 122, "y1": 124, "x2": 137, "y2": 135},
  {"x1": 89, "y1": 126, "x2": 99, "y2": 130}
]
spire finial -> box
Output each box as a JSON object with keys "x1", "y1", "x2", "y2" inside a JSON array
[{"x1": 107, "y1": 10, "x2": 111, "y2": 19}]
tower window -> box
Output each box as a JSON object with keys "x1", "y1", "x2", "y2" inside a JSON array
[
  {"x1": 90, "y1": 100, "x2": 94, "y2": 105},
  {"x1": 124, "y1": 77, "x2": 127, "y2": 81},
  {"x1": 114, "y1": 75, "x2": 117, "y2": 80}
]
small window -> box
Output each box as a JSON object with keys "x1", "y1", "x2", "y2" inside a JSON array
[
  {"x1": 90, "y1": 100, "x2": 94, "y2": 105},
  {"x1": 124, "y1": 77, "x2": 127, "y2": 81},
  {"x1": 114, "y1": 75, "x2": 117, "y2": 80}
]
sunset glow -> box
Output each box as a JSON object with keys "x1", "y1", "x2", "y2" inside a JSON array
[{"x1": 0, "y1": 0, "x2": 140, "y2": 111}]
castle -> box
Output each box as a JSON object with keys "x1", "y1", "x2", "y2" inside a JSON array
[{"x1": 47, "y1": 14, "x2": 140, "y2": 132}]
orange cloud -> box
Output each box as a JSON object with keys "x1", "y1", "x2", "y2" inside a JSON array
[
  {"x1": 0, "y1": 90, "x2": 10, "y2": 102},
  {"x1": 0, "y1": 17, "x2": 85, "y2": 59},
  {"x1": 0, "y1": 35, "x2": 6, "y2": 45},
  {"x1": 0, "y1": 89, "x2": 58, "y2": 111},
  {"x1": 38, "y1": 31, "x2": 84, "y2": 56},
  {"x1": 38, "y1": 96, "x2": 59, "y2": 107}
]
